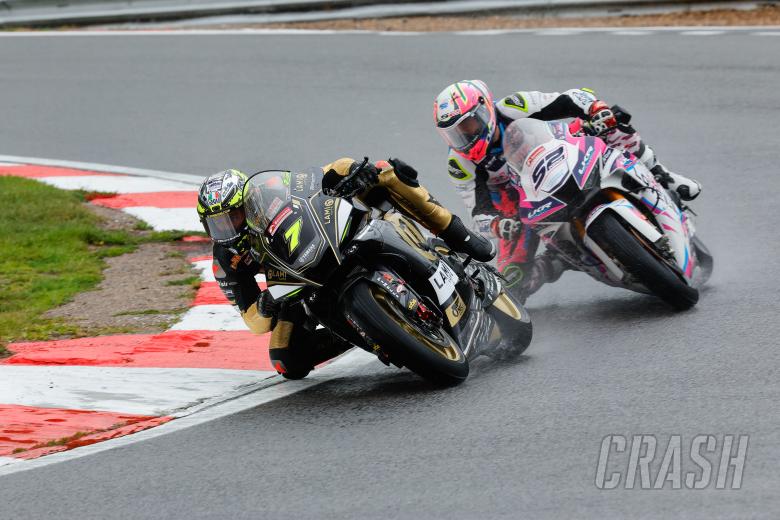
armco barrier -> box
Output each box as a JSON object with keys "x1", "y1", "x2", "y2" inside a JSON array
[{"x1": 0, "y1": 0, "x2": 762, "y2": 28}]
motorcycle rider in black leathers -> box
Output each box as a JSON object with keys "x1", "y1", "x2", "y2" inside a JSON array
[{"x1": 197, "y1": 157, "x2": 494, "y2": 379}]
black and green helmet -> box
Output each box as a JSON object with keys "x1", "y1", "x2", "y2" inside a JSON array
[{"x1": 197, "y1": 169, "x2": 249, "y2": 246}]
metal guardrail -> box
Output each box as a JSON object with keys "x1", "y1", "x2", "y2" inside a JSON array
[
  {"x1": 0, "y1": 0, "x2": 410, "y2": 26},
  {"x1": 0, "y1": 0, "x2": 762, "y2": 28}
]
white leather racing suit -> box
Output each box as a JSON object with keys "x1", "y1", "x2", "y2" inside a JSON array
[{"x1": 446, "y1": 88, "x2": 663, "y2": 292}]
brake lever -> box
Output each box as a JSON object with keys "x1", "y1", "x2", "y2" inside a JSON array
[
  {"x1": 326, "y1": 157, "x2": 368, "y2": 198},
  {"x1": 331, "y1": 156, "x2": 370, "y2": 196}
]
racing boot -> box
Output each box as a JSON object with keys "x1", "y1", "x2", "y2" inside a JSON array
[
  {"x1": 651, "y1": 164, "x2": 702, "y2": 202},
  {"x1": 439, "y1": 215, "x2": 496, "y2": 262},
  {"x1": 633, "y1": 141, "x2": 701, "y2": 202},
  {"x1": 515, "y1": 249, "x2": 571, "y2": 303},
  {"x1": 271, "y1": 326, "x2": 352, "y2": 380}
]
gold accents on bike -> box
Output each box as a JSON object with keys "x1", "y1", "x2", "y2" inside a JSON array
[
  {"x1": 383, "y1": 212, "x2": 437, "y2": 261},
  {"x1": 444, "y1": 294, "x2": 467, "y2": 327}
]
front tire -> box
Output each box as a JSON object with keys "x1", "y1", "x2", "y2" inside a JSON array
[
  {"x1": 589, "y1": 211, "x2": 698, "y2": 310},
  {"x1": 346, "y1": 281, "x2": 469, "y2": 386}
]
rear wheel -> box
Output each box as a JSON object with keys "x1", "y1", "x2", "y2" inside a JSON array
[
  {"x1": 346, "y1": 281, "x2": 469, "y2": 386},
  {"x1": 589, "y1": 211, "x2": 698, "y2": 310}
]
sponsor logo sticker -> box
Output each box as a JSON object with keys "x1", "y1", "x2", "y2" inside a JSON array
[
  {"x1": 267, "y1": 205, "x2": 293, "y2": 236},
  {"x1": 526, "y1": 146, "x2": 546, "y2": 167},
  {"x1": 528, "y1": 201, "x2": 553, "y2": 219}
]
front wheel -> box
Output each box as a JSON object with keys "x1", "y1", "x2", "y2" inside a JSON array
[
  {"x1": 588, "y1": 211, "x2": 698, "y2": 310},
  {"x1": 345, "y1": 281, "x2": 469, "y2": 386}
]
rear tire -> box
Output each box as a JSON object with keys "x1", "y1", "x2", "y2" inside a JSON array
[
  {"x1": 692, "y1": 235, "x2": 714, "y2": 287},
  {"x1": 346, "y1": 281, "x2": 469, "y2": 386},
  {"x1": 589, "y1": 211, "x2": 698, "y2": 311},
  {"x1": 486, "y1": 290, "x2": 533, "y2": 359}
]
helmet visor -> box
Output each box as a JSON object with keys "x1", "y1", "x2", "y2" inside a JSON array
[
  {"x1": 437, "y1": 103, "x2": 492, "y2": 153},
  {"x1": 203, "y1": 207, "x2": 245, "y2": 243}
]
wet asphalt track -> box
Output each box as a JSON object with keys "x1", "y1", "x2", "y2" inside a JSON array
[{"x1": 1, "y1": 30, "x2": 779, "y2": 519}]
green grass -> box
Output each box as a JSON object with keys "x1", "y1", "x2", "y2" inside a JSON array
[
  {"x1": 134, "y1": 221, "x2": 153, "y2": 231},
  {"x1": 165, "y1": 275, "x2": 201, "y2": 288},
  {"x1": 0, "y1": 177, "x2": 192, "y2": 356},
  {"x1": 113, "y1": 309, "x2": 164, "y2": 316}
]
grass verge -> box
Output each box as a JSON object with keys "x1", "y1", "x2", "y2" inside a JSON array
[{"x1": 0, "y1": 177, "x2": 193, "y2": 356}]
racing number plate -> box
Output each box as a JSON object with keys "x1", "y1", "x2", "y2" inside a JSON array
[{"x1": 429, "y1": 260, "x2": 458, "y2": 304}]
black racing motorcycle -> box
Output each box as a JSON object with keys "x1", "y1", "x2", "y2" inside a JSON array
[{"x1": 241, "y1": 167, "x2": 532, "y2": 386}]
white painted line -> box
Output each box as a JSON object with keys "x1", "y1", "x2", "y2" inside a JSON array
[
  {"x1": 170, "y1": 305, "x2": 247, "y2": 331},
  {"x1": 535, "y1": 30, "x2": 585, "y2": 36},
  {"x1": 753, "y1": 31, "x2": 780, "y2": 36},
  {"x1": 0, "y1": 365, "x2": 273, "y2": 416},
  {"x1": 612, "y1": 30, "x2": 653, "y2": 36},
  {"x1": 378, "y1": 31, "x2": 425, "y2": 36},
  {"x1": 192, "y1": 259, "x2": 216, "y2": 282},
  {"x1": 39, "y1": 174, "x2": 194, "y2": 193},
  {"x1": 123, "y1": 207, "x2": 201, "y2": 232},
  {"x1": 0, "y1": 457, "x2": 21, "y2": 467},
  {"x1": 0, "y1": 348, "x2": 376, "y2": 476},
  {"x1": 679, "y1": 30, "x2": 726, "y2": 36},
  {"x1": 0, "y1": 154, "x2": 200, "y2": 186}
]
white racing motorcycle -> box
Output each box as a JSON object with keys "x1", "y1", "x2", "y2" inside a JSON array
[{"x1": 503, "y1": 118, "x2": 713, "y2": 310}]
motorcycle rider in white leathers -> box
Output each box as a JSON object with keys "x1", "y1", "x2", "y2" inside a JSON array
[{"x1": 433, "y1": 80, "x2": 702, "y2": 301}]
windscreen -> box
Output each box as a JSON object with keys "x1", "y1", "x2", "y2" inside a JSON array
[
  {"x1": 242, "y1": 170, "x2": 291, "y2": 233},
  {"x1": 503, "y1": 119, "x2": 558, "y2": 173}
]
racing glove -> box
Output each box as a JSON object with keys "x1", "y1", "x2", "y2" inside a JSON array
[
  {"x1": 258, "y1": 290, "x2": 281, "y2": 329},
  {"x1": 491, "y1": 217, "x2": 524, "y2": 241},
  {"x1": 387, "y1": 157, "x2": 420, "y2": 187},
  {"x1": 586, "y1": 100, "x2": 618, "y2": 136},
  {"x1": 322, "y1": 157, "x2": 380, "y2": 198}
]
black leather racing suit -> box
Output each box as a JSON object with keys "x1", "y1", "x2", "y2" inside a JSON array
[{"x1": 212, "y1": 240, "x2": 349, "y2": 377}]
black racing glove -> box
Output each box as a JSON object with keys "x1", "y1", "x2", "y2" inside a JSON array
[
  {"x1": 322, "y1": 157, "x2": 379, "y2": 198},
  {"x1": 258, "y1": 290, "x2": 281, "y2": 328},
  {"x1": 387, "y1": 157, "x2": 420, "y2": 187}
]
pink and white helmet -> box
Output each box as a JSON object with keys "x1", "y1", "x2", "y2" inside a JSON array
[{"x1": 433, "y1": 80, "x2": 496, "y2": 163}]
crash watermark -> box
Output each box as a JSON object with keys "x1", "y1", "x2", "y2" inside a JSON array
[{"x1": 595, "y1": 434, "x2": 749, "y2": 490}]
